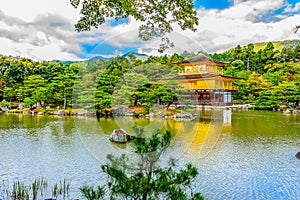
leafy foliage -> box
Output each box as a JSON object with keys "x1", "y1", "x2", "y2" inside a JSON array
[
  {"x1": 1, "y1": 41, "x2": 299, "y2": 111},
  {"x1": 70, "y1": 0, "x2": 198, "y2": 52},
  {"x1": 214, "y1": 42, "x2": 300, "y2": 109},
  {"x1": 80, "y1": 186, "x2": 105, "y2": 200}
]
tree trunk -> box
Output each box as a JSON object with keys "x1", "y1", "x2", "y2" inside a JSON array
[
  {"x1": 63, "y1": 89, "x2": 67, "y2": 110},
  {"x1": 142, "y1": 193, "x2": 147, "y2": 200}
]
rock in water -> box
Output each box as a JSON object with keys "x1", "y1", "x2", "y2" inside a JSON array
[
  {"x1": 295, "y1": 152, "x2": 300, "y2": 159},
  {"x1": 109, "y1": 129, "x2": 135, "y2": 143},
  {"x1": 54, "y1": 110, "x2": 66, "y2": 115}
]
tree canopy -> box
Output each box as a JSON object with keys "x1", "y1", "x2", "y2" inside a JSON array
[
  {"x1": 70, "y1": 0, "x2": 199, "y2": 52},
  {"x1": 212, "y1": 41, "x2": 300, "y2": 109}
]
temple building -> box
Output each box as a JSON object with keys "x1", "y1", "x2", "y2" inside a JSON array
[{"x1": 173, "y1": 54, "x2": 241, "y2": 105}]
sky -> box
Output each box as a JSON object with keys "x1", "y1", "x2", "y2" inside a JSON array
[{"x1": 0, "y1": 0, "x2": 300, "y2": 61}]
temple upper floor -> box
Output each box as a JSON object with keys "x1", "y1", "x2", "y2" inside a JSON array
[
  {"x1": 174, "y1": 54, "x2": 228, "y2": 75},
  {"x1": 179, "y1": 65, "x2": 224, "y2": 75}
]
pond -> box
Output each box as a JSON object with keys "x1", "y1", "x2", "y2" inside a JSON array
[{"x1": 0, "y1": 110, "x2": 299, "y2": 199}]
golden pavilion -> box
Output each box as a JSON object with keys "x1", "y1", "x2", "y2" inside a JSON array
[{"x1": 173, "y1": 54, "x2": 241, "y2": 105}]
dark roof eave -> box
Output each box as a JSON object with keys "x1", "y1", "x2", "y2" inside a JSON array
[
  {"x1": 221, "y1": 75, "x2": 244, "y2": 80},
  {"x1": 163, "y1": 74, "x2": 243, "y2": 80}
]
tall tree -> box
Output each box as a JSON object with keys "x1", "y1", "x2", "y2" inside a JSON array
[
  {"x1": 23, "y1": 75, "x2": 49, "y2": 108},
  {"x1": 81, "y1": 129, "x2": 203, "y2": 200},
  {"x1": 0, "y1": 79, "x2": 5, "y2": 101},
  {"x1": 70, "y1": 0, "x2": 198, "y2": 52},
  {"x1": 51, "y1": 72, "x2": 77, "y2": 109},
  {"x1": 293, "y1": 44, "x2": 300, "y2": 59}
]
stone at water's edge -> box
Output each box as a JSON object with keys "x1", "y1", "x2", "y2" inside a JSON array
[
  {"x1": 53, "y1": 109, "x2": 66, "y2": 115},
  {"x1": 292, "y1": 110, "x2": 299, "y2": 114},
  {"x1": 295, "y1": 152, "x2": 300, "y2": 159},
  {"x1": 283, "y1": 109, "x2": 291, "y2": 114}
]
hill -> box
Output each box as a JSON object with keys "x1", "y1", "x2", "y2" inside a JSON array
[
  {"x1": 88, "y1": 55, "x2": 110, "y2": 62},
  {"x1": 121, "y1": 52, "x2": 148, "y2": 60},
  {"x1": 225, "y1": 39, "x2": 300, "y2": 53},
  {"x1": 252, "y1": 39, "x2": 300, "y2": 51}
]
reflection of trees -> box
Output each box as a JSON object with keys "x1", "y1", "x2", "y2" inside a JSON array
[
  {"x1": 0, "y1": 113, "x2": 75, "y2": 137},
  {"x1": 0, "y1": 114, "x2": 53, "y2": 130}
]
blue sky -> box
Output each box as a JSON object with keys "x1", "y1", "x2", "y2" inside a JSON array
[
  {"x1": 0, "y1": 0, "x2": 300, "y2": 60},
  {"x1": 194, "y1": 0, "x2": 232, "y2": 9}
]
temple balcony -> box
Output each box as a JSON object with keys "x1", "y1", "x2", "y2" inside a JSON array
[{"x1": 179, "y1": 68, "x2": 223, "y2": 75}]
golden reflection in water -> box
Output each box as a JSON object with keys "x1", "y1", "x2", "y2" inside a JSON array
[
  {"x1": 163, "y1": 109, "x2": 232, "y2": 160},
  {"x1": 192, "y1": 110, "x2": 231, "y2": 160},
  {"x1": 97, "y1": 109, "x2": 232, "y2": 161},
  {"x1": 75, "y1": 109, "x2": 232, "y2": 162}
]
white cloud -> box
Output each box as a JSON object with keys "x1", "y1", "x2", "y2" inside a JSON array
[
  {"x1": 0, "y1": 0, "x2": 79, "y2": 22},
  {"x1": 284, "y1": 2, "x2": 300, "y2": 13},
  {"x1": 0, "y1": 0, "x2": 81, "y2": 60},
  {"x1": 138, "y1": 0, "x2": 299, "y2": 55},
  {"x1": 220, "y1": 0, "x2": 284, "y2": 21},
  {"x1": 0, "y1": 9, "x2": 83, "y2": 60},
  {"x1": 100, "y1": 17, "x2": 142, "y2": 47},
  {"x1": 0, "y1": 0, "x2": 299, "y2": 60}
]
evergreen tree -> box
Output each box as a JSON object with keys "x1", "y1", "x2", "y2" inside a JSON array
[{"x1": 80, "y1": 129, "x2": 204, "y2": 200}]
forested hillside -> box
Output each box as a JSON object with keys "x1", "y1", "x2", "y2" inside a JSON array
[
  {"x1": 0, "y1": 40, "x2": 299, "y2": 114},
  {"x1": 211, "y1": 41, "x2": 300, "y2": 109}
]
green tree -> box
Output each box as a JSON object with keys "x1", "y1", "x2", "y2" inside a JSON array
[
  {"x1": 274, "y1": 81, "x2": 300, "y2": 108},
  {"x1": 281, "y1": 47, "x2": 293, "y2": 62},
  {"x1": 3, "y1": 87, "x2": 15, "y2": 104},
  {"x1": 23, "y1": 75, "x2": 49, "y2": 108},
  {"x1": 255, "y1": 90, "x2": 280, "y2": 110},
  {"x1": 94, "y1": 71, "x2": 120, "y2": 115},
  {"x1": 263, "y1": 71, "x2": 284, "y2": 86},
  {"x1": 70, "y1": 0, "x2": 198, "y2": 52},
  {"x1": 15, "y1": 87, "x2": 25, "y2": 103},
  {"x1": 51, "y1": 71, "x2": 77, "y2": 109},
  {"x1": 74, "y1": 73, "x2": 97, "y2": 110},
  {"x1": 113, "y1": 72, "x2": 149, "y2": 105},
  {"x1": 132, "y1": 63, "x2": 176, "y2": 81},
  {"x1": 0, "y1": 78, "x2": 5, "y2": 101},
  {"x1": 293, "y1": 44, "x2": 300, "y2": 59},
  {"x1": 81, "y1": 129, "x2": 203, "y2": 200}
]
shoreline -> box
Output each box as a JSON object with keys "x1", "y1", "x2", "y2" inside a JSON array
[{"x1": 2, "y1": 104, "x2": 298, "y2": 119}]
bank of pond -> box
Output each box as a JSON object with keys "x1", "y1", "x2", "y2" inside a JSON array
[{"x1": 1, "y1": 103, "x2": 299, "y2": 119}]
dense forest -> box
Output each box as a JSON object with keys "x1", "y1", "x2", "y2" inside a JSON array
[
  {"x1": 210, "y1": 41, "x2": 300, "y2": 110},
  {"x1": 0, "y1": 40, "x2": 299, "y2": 114},
  {"x1": 0, "y1": 53, "x2": 186, "y2": 115}
]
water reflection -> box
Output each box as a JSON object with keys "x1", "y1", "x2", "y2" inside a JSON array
[
  {"x1": 73, "y1": 109, "x2": 233, "y2": 163},
  {"x1": 0, "y1": 111, "x2": 299, "y2": 199}
]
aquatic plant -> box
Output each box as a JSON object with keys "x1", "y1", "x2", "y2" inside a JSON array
[
  {"x1": 3, "y1": 178, "x2": 71, "y2": 200},
  {"x1": 11, "y1": 181, "x2": 29, "y2": 200}
]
